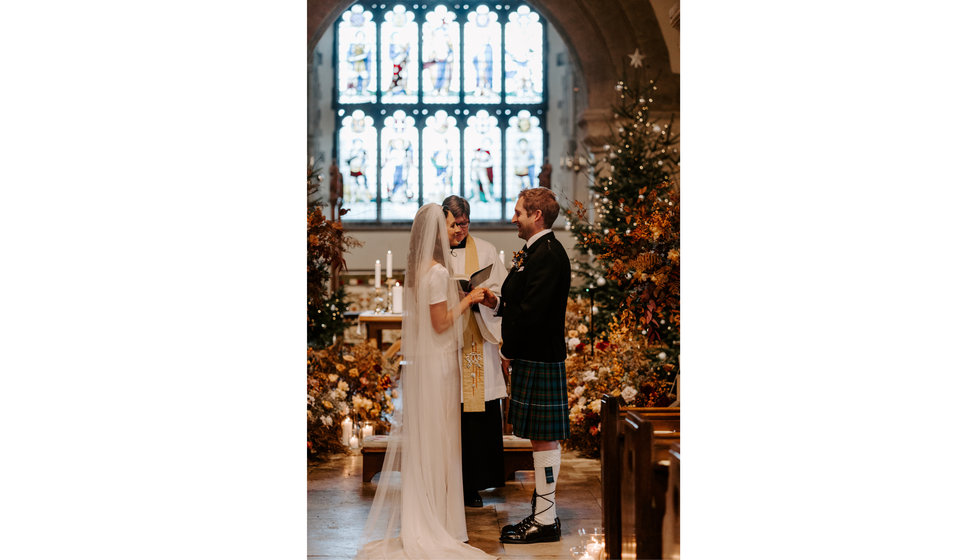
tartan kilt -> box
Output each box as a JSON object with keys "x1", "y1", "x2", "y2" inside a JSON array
[{"x1": 508, "y1": 359, "x2": 570, "y2": 441}]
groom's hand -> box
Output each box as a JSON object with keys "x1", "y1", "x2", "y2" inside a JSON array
[{"x1": 478, "y1": 288, "x2": 498, "y2": 309}]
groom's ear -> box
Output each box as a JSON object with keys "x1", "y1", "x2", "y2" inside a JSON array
[{"x1": 533, "y1": 209, "x2": 544, "y2": 224}]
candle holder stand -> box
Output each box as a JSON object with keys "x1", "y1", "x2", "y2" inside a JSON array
[
  {"x1": 373, "y1": 287, "x2": 385, "y2": 314},
  {"x1": 384, "y1": 278, "x2": 396, "y2": 313}
]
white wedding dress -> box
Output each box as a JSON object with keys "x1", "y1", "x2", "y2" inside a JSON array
[{"x1": 356, "y1": 204, "x2": 495, "y2": 560}]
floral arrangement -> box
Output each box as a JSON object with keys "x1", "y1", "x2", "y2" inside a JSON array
[
  {"x1": 563, "y1": 297, "x2": 676, "y2": 458},
  {"x1": 307, "y1": 342, "x2": 399, "y2": 459}
]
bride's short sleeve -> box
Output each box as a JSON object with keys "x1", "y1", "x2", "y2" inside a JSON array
[{"x1": 426, "y1": 264, "x2": 450, "y2": 305}]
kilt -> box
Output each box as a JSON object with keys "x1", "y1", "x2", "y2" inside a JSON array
[{"x1": 508, "y1": 359, "x2": 570, "y2": 441}]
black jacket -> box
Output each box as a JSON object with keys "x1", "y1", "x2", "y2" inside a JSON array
[{"x1": 498, "y1": 231, "x2": 571, "y2": 362}]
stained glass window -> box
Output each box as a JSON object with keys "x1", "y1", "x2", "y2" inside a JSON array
[
  {"x1": 505, "y1": 110, "x2": 544, "y2": 217},
  {"x1": 337, "y1": 110, "x2": 377, "y2": 221},
  {"x1": 334, "y1": 3, "x2": 547, "y2": 223},
  {"x1": 504, "y1": 7, "x2": 543, "y2": 104},
  {"x1": 422, "y1": 110, "x2": 460, "y2": 206},
  {"x1": 337, "y1": 6, "x2": 376, "y2": 104},
  {"x1": 463, "y1": 6, "x2": 501, "y2": 104},
  {"x1": 422, "y1": 6, "x2": 459, "y2": 103}
]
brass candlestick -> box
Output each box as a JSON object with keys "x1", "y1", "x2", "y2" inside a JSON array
[{"x1": 384, "y1": 278, "x2": 397, "y2": 313}]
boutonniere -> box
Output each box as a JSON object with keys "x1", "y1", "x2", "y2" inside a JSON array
[{"x1": 512, "y1": 248, "x2": 527, "y2": 270}]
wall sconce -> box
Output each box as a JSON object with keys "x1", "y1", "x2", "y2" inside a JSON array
[{"x1": 560, "y1": 154, "x2": 589, "y2": 174}]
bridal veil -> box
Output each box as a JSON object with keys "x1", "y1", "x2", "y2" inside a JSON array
[{"x1": 356, "y1": 203, "x2": 494, "y2": 559}]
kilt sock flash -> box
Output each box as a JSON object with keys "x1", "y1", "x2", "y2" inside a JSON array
[{"x1": 532, "y1": 446, "x2": 561, "y2": 524}]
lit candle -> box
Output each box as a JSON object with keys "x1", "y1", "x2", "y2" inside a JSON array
[
  {"x1": 386, "y1": 250, "x2": 393, "y2": 279},
  {"x1": 375, "y1": 260, "x2": 381, "y2": 288},
  {"x1": 585, "y1": 542, "x2": 603, "y2": 557},
  {"x1": 349, "y1": 434, "x2": 359, "y2": 449},
  {"x1": 362, "y1": 423, "x2": 374, "y2": 438},
  {"x1": 341, "y1": 417, "x2": 352, "y2": 446},
  {"x1": 392, "y1": 282, "x2": 403, "y2": 314},
  {"x1": 499, "y1": 250, "x2": 506, "y2": 265}
]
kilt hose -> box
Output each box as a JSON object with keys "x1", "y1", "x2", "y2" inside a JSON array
[{"x1": 508, "y1": 359, "x2": 570, "y2": 441}]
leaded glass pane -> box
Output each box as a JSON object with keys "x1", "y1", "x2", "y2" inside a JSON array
[
  {"x1": 380, "y1": 6, "x2": 418, "y2": 104},
  {"x1": 463, "y1": 6, "x2": 501, "y2": 104},
  {"x1": 338, "y1": 110, "x2": 378, "y2": 221},
  {"x1": 505, "y1": 110, "x2": 543, "y2": 217},
  {"x1": 422, "y1": 6, "x2": 460, "y2": 103},
  {"x1": 504, "y1": 6, "x2": 543, "y2": 104},
  {"x1": 380, "y1": 111, "x2": 420, "y2": 220},
  {"x1": 464, "y1": 110, "x2": 502, "y2": 220},
  {"x1": 337, "y1": 5, "x2": 376, "y2": 104},
  {"x1": 422, "y1": 111, "x2": 461, "y2": 206}
]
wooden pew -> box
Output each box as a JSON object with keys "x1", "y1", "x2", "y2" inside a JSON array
[
  {"x1": 601, "y1": 395, "x2": 679, "y2": 559},
  {"x1": 621, "y1": 411, "x2": 678, "y2": 560},
  {"x1": 661, "y1": 442, "x2": 680, "y2": 560}
]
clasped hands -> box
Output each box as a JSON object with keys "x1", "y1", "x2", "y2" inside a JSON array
[{"x1": 462, "y1": 287, "x2": 498, "y2": 308}]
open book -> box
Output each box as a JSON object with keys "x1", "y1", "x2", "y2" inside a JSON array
[{"x1": 453, "y1": 263, "x2": 493, "y2": 292}]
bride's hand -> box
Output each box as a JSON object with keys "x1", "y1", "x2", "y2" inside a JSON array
[{"x1": 465, "y1": 289, "x2": 484, "y2": 305}]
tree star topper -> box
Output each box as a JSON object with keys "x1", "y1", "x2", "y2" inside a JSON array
[{"x1": 628, "y1": 48, "x2": 645, "y2": 68}]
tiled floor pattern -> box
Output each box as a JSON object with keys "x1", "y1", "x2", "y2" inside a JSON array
[{"x1": 308, "y1": 450, "x2": 602, "y2": 559}]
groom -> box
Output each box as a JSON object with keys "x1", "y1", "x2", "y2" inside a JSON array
[{"x1": 479, "y1": 187, "x2": 571, "y2": 544}]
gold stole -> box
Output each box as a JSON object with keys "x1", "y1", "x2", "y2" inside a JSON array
[{"x1": 460, "y1": 235, "x2": 486, "y2": 412}]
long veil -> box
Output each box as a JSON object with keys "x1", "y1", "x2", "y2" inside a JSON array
[{"x1": 356, "y1": 203, "x2": 494, "y2": 559}]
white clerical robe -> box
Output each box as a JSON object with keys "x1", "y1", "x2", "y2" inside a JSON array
[{"x1": 448, "y1": 235, "x2": 508, "y2": 402}]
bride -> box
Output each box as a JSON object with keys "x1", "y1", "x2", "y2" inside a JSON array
[{"x1": 356, "y1": 203, "x2": 496, "y2": 559}]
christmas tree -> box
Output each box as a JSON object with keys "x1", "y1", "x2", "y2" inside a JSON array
[
  {"x1": 308, "y1": 159, "x2": 361, "y2": 349},
  {"x1": 565, "y1": 74, "x2": 680, "y2": 386}
]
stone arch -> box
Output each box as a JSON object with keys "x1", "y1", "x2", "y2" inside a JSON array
[{"x1": 307, "y1": 0, "x2": 678, "y2": 150}]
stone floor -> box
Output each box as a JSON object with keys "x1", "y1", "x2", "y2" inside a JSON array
[{"x1": 308, "y1": 449, "x2": 602, "y2": 559}]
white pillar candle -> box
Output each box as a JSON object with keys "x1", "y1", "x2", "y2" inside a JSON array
[
  {"x1": 386, "y1": 250, "x2": 393, "y2": 279},
  {"x1": 392, "y1": 283, "x2": 403, "y2": 314},
  {"x1": 361, "y1": 423, "x2": 374, "y2": 438},
  {"x1": 349, "y1": 434, "x2": 359, "y2": 449},
  {"x1": 341, "y1": 417, "x2": 352, "y2": 446},
  {"x1": 499, "y1": 250, "x2": 506, "y2": 265},
  {"x1": 374, "y1": 260, "x2": 381, "y2": 288}
]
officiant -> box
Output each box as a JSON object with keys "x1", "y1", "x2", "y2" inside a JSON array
[{"x1": 442, "y1": 195, "x2": 509, "y2": 508}]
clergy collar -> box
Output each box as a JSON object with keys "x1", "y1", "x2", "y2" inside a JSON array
[
  {"x1": 452, "y1": 234, "x2": 470, "y2": 249},
  {"x1": 525, "y1": 229, "x2": 552, "y2": 250}
]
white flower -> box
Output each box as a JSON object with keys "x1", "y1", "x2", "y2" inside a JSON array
[
  {"x1": 338, "y1": 380, "x2": 350, "y2": 392},
  {"x1": 337, "y1": 402, "x2": 349, "y2": 415},
  {"x1": 582, "y1": 369, "x2": 598, "y2": 382},
  {"x1": 320, "y1": 415, "x2": 331, "y2": 426},
  {"x1": 658, "y1": 352, "x2": 667, "y2": 361},
  {"x1": 589, "y1": 399, "x2": 602, "y2": 413},
  {"x1": 567, "y1": 337, "x2": 581, "y2": 351},
  {"x1": 621, "y1": 386, "x2": 638, "y2": 404},
  {"x1": 328, "y1": 373, "x2": 339, "y2": 382},
  {"x1": 577, "y1": 396, "x2": 587, "y2": 407},
  {"x1": 337, "y1": 390, "x2": 347, "y2": 400},
  {"x1": 573, "y1": 385, "x2": 585, "y2": 397},
  {"x1": 307, "y1": 394, "x2": 315, "y2": 406},
  {"x1": 598, "y1": 367, "x2": 611, "y2": 376},
  {"x1": 568, "y1": 330, "x2": 579, "y2": 339},
  {"x1": 328, "y1": 389, "x2": 339, "y2": 400}
]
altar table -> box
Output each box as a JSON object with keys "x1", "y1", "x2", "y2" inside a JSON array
[{"x1": 358, "y1": 312, "x2": 402, "y2": 349}]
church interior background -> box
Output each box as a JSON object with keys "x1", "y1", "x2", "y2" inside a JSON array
[{"x1": 307, "y1": 1, "x2": 680, "y2": 558}]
